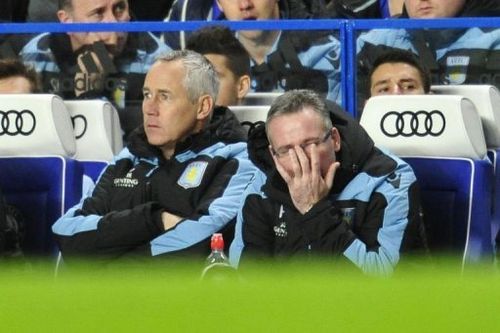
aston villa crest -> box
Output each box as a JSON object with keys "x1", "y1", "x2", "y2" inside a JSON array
[{"x1": 177, "y1": 161, "x2": 208, "y2": 189}]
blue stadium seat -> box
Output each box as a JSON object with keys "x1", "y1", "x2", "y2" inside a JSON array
[
  {"x1": 0, "y1": 94, "x2": 83, "y2": 256},
  {"x1": 361, "y1": 95, "x2": 494, "y2": 264},
  {"x1": 432, "y1": 85, "x2": 500, "y2": 247},
  {"x1": 0, "y1": 157, "x2": 82, "y2": 255},
  {"x1": 404, "y1": 157, "x2": 493, "y2": 261}
]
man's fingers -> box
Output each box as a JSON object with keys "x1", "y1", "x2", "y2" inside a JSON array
[
  {"x1": 76, "y1": 50, "x2": 104, "y2": 74},
  {"x1": 271, "y1": 149, "x2": 292, "y2": 184},
  {"x1": 309, "y1": 144, "x2": 321, "y2": 179},
  {"x1": 325, "y1": 161, "x2": 340, "y2": 190},
  {"x1": 294, "y1": 145, "x2": 311, "y2": 176},
  {"x1": 288, "y1": 148, "x2": 302, "y2": 178}
]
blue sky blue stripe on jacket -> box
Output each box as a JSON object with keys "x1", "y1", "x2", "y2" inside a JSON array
[
  {"x1": 229, "y1": 171, "x2": 267, "y2": 267},
  {"x1": 52, "y1": 200, "x2": 101, "y2": 236},
  {"x1": 343, "y1": 161, "x2": 416, "y2": 275},
  {"x1": 151, "y1": 150, "x2": 258, "y2": 255}
]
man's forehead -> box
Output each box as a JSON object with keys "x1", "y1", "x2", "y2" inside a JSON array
[
  {"x1": 72, "y1": 0, "x2": 128, "y2": 9},
  {"x1": 373, "y1": 63, "x2": 421, "y2": 80}
]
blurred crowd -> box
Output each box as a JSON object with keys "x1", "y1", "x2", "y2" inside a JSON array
[{"x1": 1, "y1": 0, "x2": 500, "y2": 136}]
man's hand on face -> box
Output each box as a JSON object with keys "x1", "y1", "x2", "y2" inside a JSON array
[{"x1": 273, "y1": 144, "x2": 340, "y2": 215}]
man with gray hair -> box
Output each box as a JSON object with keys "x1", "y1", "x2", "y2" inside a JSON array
[
  {"x1": 53, "y1": 50, "x2": 258, "y2": 264},
  {"x1": 230, "y1": 89, "x2": 426, "y2": 275}
]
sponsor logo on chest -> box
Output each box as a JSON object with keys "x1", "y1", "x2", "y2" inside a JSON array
[{"x1": 114, "y1": 168, "x2": 139, "y2": 188}]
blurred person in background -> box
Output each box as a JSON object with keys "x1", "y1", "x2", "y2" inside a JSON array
[
  {"x1": 356, "y1": 0, "x2": 500, "y2": 116},
  {"x1": 216, "y1": 0, "x2": 343, "y2": 104},
  {"x1": 186, "y1": 25, "x2": 251, "y2": 107},
  {"x1": 369, "y1": 49, "x2": 429, "y2": 97},
  {"x1": 0, "y1": 58, "x2": 41, "y2": 93},
  {"x1": 20, "y1": 0, "x2": 171, "y2": 139}
]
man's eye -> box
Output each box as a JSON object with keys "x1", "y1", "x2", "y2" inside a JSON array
[
  {"x1": 301, "y1": 140, "x2": 319, "y2": 149},
  {"x1": 114, "y1": 3, "x2": 127, "y2": 15}
]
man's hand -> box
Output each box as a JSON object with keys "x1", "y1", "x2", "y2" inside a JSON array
[
  {"x1": 273, "y1": 144, "x2": 340, "y2": 215},
  {"x1": 161, "y1": 211, "x2": 183, "y2": 231},
  {"x1": 74, "y1": 41, "x2": 117, "y2": 97},
  {"x1": 74, "y1": 50, "x2": 106, "y2": 97}
]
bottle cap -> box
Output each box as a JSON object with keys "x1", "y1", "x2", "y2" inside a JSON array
[{"x1": 210, "y1": 233, "x2": 224, "y2": 251}]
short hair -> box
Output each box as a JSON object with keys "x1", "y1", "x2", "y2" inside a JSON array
[
  {"x1": 369, "y1": 49, "x2": 431, "y2": 93},
  {"x1": 266, "y1": 89, "x2": 333, "y2": 137},
  {"x1": 186, "y1": 25, "x2": 251, "y2": 77},
  {"x1": 0, "y1": 58, "x2": 41, "y2": 93},
  {"x1": 155, "y1": 50, "x2": 219, "y2": 104},
  {"x1": 58, "y1": 0, "x2": 72, "y2": 10}
]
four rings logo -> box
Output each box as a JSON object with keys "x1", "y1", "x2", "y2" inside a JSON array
[
  {"x1": 0, "y1": 110, "x2": 36, "y2": 136},
  {"x1": 71, "y1": 115, "x2": 87, "y2": 139},
  {"x1": 380, "y1": 110, "x2": 446, "y2": 137}
]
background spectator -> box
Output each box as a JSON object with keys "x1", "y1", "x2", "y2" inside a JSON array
[
  {"x1": 0, "y1": 58, "x2": 41, "y2": 93},
  {"x1": 369, "y1": 49, "x2": 430, "y2": 97},
  {"x1": 217, "y1": 0, "x2": 342, "y2": 104},
  {"x1": 356, "y1": 0, "x2": 500, "y2": 116},
  {"x1": 163, "y1": 0, "x2": 223, "y2": 49},
  {"x1": 20, "y1": 0, "x2": 170, "y2": 139},
  {"x1": 186, "y1": 25, "x2": 251, "y2": 106}
]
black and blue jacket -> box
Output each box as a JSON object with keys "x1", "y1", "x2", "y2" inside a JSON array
[
  {"x1": 229, "y1": 102, "x2": 426, "y2": 275},
  {"x1": 19, "y1": 31, "x2": 170, "y2": 136},
  {"x1": 52, "y1": 107, "x2": 258, "y2": 262},
  {"x1": 356, "y1": 0, "x2": 500, "y2": 114}
]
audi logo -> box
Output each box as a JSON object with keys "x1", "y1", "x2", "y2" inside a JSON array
[
  {"x1": 380, "y1": 110, "x2": 446, "y2": 137},
  {"x1": 0, "y1": 110, "x2": 36, "y2": 136},
  {"x1": 71, "y1": 115, "x2": 87, "y2": 139}
]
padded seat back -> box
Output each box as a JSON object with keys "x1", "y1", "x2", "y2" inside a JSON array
[
  {"x1": 64, "y1": 99, "x2": 123, "y2": 161},
  {"x1": 361, "y1": 95, "x2": 494, "y2": 263},
  {"x1": 0, "y1": 94, "x2": 75, "y2": 156}
]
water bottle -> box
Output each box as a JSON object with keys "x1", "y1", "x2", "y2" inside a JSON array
[{"x1": 200, "y1": 233, "x2": 234, "y2": 280}]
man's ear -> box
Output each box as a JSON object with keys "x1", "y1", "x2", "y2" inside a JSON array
[
  {"x1": 197, "y1": 95, "x2": 214, "y2": 120},
  {"x1": 237, "y1": 75, "x2": 251, "y2": 102},
  {"x1": 331, "y1": 127, "x2": 341, "y2": 152},
  {"x1": 57, "y1": 10, "x2": 72, "y2": 23}
]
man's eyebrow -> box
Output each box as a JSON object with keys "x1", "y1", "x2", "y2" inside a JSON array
[
  {"x1": 88, "y1": 6, "x2": 106, "y2": 16},
  {"x1": 142, "y1": 88, "x2": 171, "y2": 94},
  {"x1": 372, "y1": 79, "x2": 390, "y2": 88},
  {"x1": 399, "y1": 78, "x2": 418, "y2": 84}
]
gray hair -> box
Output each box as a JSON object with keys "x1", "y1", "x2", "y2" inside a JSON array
[
  {"x1": 265, "y1": 89, "x2": 333, "y2": 136},
  {"x1": 155, "y1": 50, "x2": 219, "y2": 104}
]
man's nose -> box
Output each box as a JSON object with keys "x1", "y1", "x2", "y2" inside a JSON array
[
  {"x1": 239, "y1": 0, "x2": 253, "y2": 10},
  {"x1": 97, "y1": 11, "x2": 121, "y2": 43},
  {"x1": 143, "y1": 98, "x2": 159, "y2": 115},
  {"x1": 392, "y1": 84, "x2": 402, "y2": 95}
]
